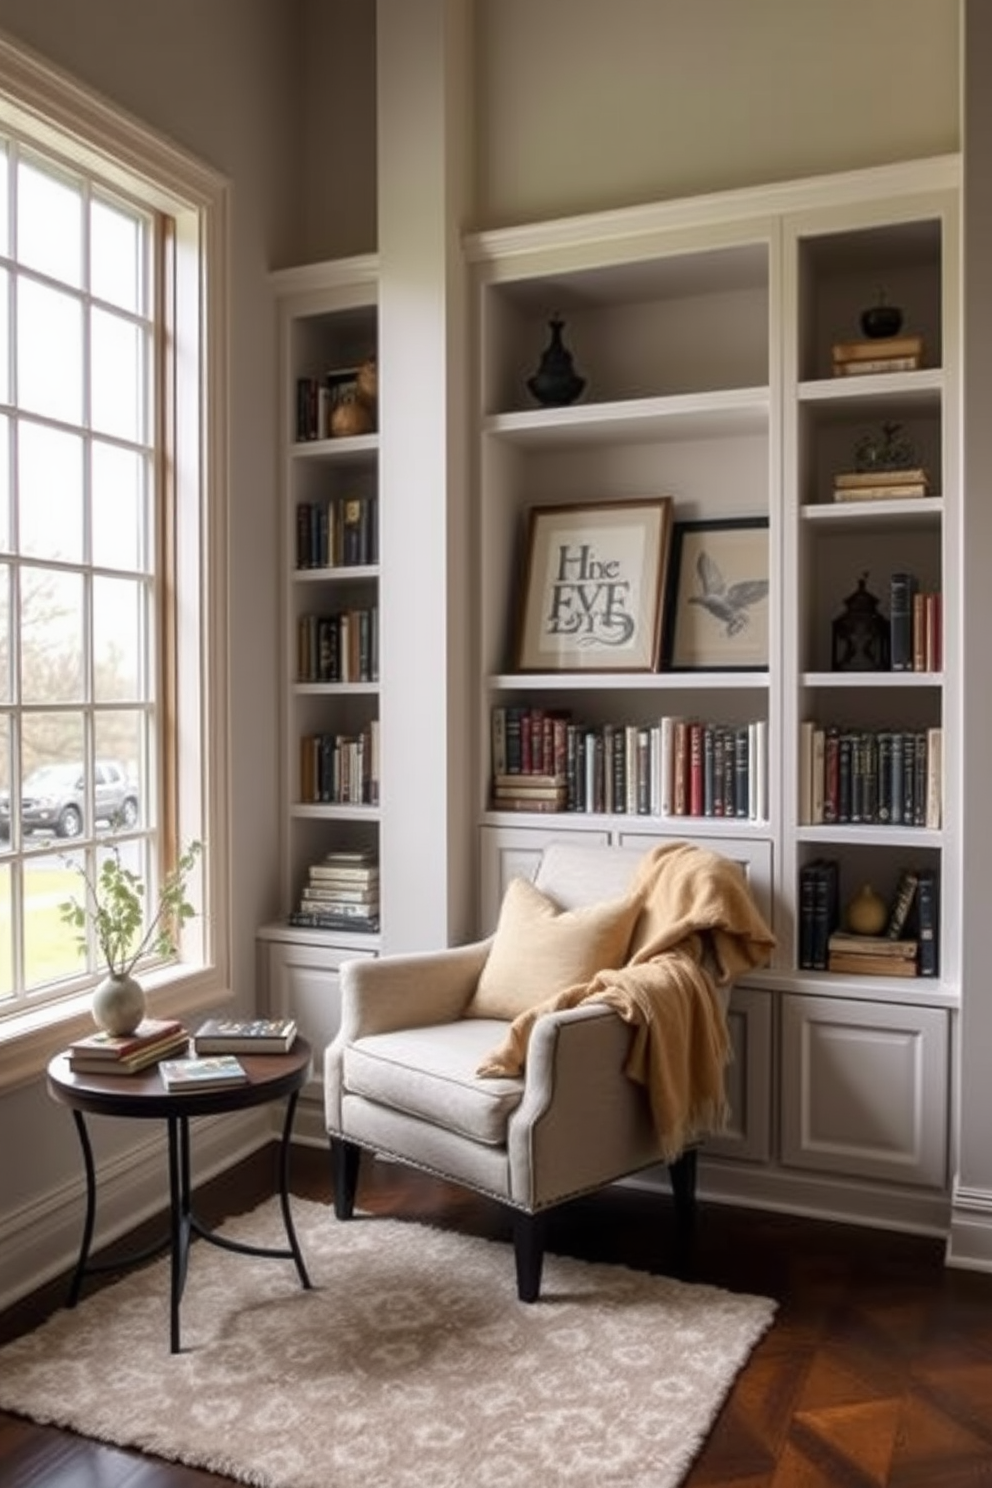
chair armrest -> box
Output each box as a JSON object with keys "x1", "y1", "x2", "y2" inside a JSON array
[
  {"x1": 338, "y1": 938, "x2": 493, "y2": 1040},
  {"x1": 507, "y1": 1003, "x2": 660, "y2": 1207},
  {"x1": 324, "y1": 937, "x2": 492, "y2": 1134}
]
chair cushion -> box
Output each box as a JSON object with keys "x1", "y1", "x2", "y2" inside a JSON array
[
  {"x1": 342, "y1": 1020, "x2": 524, "y2": 1146},
  {"x1": 464, "y1": 874, "x2": 640, "y2": 1020}
]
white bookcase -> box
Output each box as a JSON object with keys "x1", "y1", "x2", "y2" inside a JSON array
[
  {"x1": 467, "y1": 155, "x2": 960, "y2": 1231},
  {"x1": 259, "y1": 257, "x2": 382, "y2": 1119}
]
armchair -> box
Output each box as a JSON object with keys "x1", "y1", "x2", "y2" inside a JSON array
[{"x1": 324, "y1": 841, "x2": 773, "y2": 1300}]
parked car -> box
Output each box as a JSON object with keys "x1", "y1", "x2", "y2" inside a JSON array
[{"x1": 0, "y1": 759, "x2": 139, "y2": 840}]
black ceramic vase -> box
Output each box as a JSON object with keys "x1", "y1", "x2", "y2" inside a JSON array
[{"x1": 527, "y1": 317, "x2": 586, "y2": 407}]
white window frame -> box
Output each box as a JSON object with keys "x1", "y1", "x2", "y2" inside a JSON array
[{"x1": 0, "y1": 33, "x2": 231, "y2": 1089}]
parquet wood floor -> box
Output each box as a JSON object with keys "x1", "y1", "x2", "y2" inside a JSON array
[{"x1": 2, "y1": 1143, "x2": 991, "y2": 1486}]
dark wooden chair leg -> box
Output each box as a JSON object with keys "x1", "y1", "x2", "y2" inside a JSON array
[
  {"x1": 668, "y1": 1146, "x2": 698, "y2": 1277},
  {"x1": 330, "y1": 1137, "x2": 361, "y2": 1220},
  {"x1": 513, "y1": 1210, "x2": 547, "y2": 1302}
]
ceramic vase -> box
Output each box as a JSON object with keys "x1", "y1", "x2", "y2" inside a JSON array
[{"x1": 91, "y1": 972, "x2": 146, "y2": 1036}]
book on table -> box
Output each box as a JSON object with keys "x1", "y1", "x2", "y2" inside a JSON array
[
  {"x1": 192, "y1": 1017, "x2": 298, "y2": 1054},
  {"x1": 158, "y1": 1054, "x2": 249, "y2": 1091},
  {"x1": 67, "y1": 1018, "x2": 190, "y2": 1075}
]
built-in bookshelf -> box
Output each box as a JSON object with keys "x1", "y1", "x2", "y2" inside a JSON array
[{"x1": 467, "y1": 154, "x2": 960, "y2": 1223}]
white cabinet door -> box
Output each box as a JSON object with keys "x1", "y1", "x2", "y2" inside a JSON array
[
  {"x1": 479, "y1": 823, "x2": 610, "y2": 934},
  {"x1": 703, "y1": 984, "x2": 773, "y2": 1163},
  {"x1": 781, "y1": 993, "x2": 948, "y2": 1187},
  {"x1": 264, "y1": 938, "x2": 376, "y2": 1097}
]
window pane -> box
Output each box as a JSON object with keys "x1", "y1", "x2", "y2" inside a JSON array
[
  {"x1": 19, "y1": 714, "x2": 85, "y2": 834},
  {"x1": 18, "y1": 422, "x2": 83, "y2": 563},
  {"x1": 0, "y1": 714, "x2": 11, "y2": 849},
  {"x1": 0, "y1": 416, "x2": 9, "y2": 551},
  {"x1": 17, "y1": 278, "x2": 83, "y2": 424},
  {"x1": 20, "y1": 567, "x2": 84, "y2": 705},
  {"x1": 93, "y1": 575, "x2": 145, "y2": 702},
  {"x1": 94, "y1": 711, "x2": 143, "y2": 830},
  {"x1": 0, "y1": 143, "x2": 8, "y2": 257},
  {"x1": 91, "y1": 196, "x2": 144, "y2": 314},
  {"x1": 0, "y1": 267, "x2": 8, "y2": 406},
  {"x1": 17, "y1": 157, "x2": 82, "y2": 288},
  {"x1": 0, "y1": 863, "x2": 11, "y2": 996},
  {"x1": 92, "y1": 441, "x2": 148, "y2": 571},
  {"x1": 90, "y1": 308, "x2": 145, "y2": 442},
  {"x1": 23, "y1": 848, "x2": 82, "y2": 990},
  {"x1": 0, "y1": 563, "x2": 9, "y2": 706}
]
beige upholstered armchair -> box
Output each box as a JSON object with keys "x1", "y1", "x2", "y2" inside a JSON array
[{"x1": 324, "y1": 841, "x2": 774, "y2": 1300}]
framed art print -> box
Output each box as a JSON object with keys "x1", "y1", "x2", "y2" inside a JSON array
[
  {"x1": 515, "y1": 498, "x2": 673, "y2": 673},
  {"x1": 663, "y1": 517, "x2": 770, "y2": 671}
]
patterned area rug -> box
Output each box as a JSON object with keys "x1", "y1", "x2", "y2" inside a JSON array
[{"x1": 0, "y1": 1197, "x2": 776, "y2": 1488}]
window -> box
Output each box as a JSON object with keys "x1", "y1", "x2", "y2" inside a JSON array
[{"x1": 0, "y1": 36, "x2": 230, "y2": 1086}]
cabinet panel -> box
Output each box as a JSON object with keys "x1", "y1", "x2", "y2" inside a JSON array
[
  {"x1": 780, "y1": 993, "x2": 948, "y2": 1186},
  {"x1": 479, "y1": 823, "x2": 609, "y2": 933},
  {"x1": 703, "y1": 985, "x2": 773, "y2": 1163},
  {"x1": 264, "y1": 939, "x2": 376, "y2": 1096}
]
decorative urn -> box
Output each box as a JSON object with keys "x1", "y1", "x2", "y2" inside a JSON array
[{"x1": 526, "y1": 316, "x2": 586, "y2": 407}]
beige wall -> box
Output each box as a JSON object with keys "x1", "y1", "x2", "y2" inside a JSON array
[{"x1": 475, "y1": 0, "x2": 960, "y2": 227}]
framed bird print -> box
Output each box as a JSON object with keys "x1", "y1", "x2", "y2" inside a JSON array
[
  {"x1": 515, "y1": 498, "x2": 674, "y2": 672},
  {"x1": 663, "y1": 517, "x2": 770, "y2": 670}
]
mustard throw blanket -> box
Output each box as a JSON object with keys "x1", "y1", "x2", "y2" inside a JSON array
[{"x1": 476, "y1": 842, "x2": 776, "y2": 1161}]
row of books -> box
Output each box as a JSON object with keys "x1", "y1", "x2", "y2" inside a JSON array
[
  {"x1": 296, "y1": 493, "x2": 377, "y2": 571},
  {"x1": 67, "y1": 1015, "x2": 299, "y2": 1081},
  {"x1": 889, "y1": 574, "x2": 942, "y2": 673},
  {"x1": 299, "y1": 725, "x2": 380, "y2": 806},
  {"x1": 295, "y1": 370, "x2": 367, "y2": 442},
  {"x1": 831, "y1": 466, "x2": 932, "y2": 504},
  {"x1": 660, "y1": 717, "x2": 768, "y2": 822},
  {"x1": 288, "y1": 849, "x2": 380, "y2": 933},
  {"x1": 798, "y1": 860, "x2": 938, "y2": 976},
  {"x1": 799, "y1": 723, "x2": 942, "y2": 829},
  {"x1": 297, "y1": 607, "x2": 379, "y2": 684},
  {"x1": 493, "y1": 722, "x2": 659, "y2": 817},
  {"x1": 831, "y1": 333, "x2": 924, "y2": 378}
]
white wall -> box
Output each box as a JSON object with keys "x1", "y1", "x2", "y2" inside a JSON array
[{"x1": 475, "y1": 0, "x2": 960, "y2": 227}]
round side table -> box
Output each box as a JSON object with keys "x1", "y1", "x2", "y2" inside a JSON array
[{"x1": 47, "y1": 1038, "x2": 313, "y2": 1353}]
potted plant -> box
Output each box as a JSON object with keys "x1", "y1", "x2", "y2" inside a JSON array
[{"x1": 60, "y1": 837, "x2": 203, "y2": 1035}]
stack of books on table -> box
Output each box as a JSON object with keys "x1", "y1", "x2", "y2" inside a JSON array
[
  {"x1": 832, "y1": 334, "x2": 924, "y2": 378},
  {"x1": 193, "y1": 1017, "x2": 298, "y2": 1054},
  {"x1": 832, "y1": 467, "x2": 931, "y2": 503},
  {"x1": 289, "y1": 849, "x2": 380, "y2": 932},
  {"x1": 67, "y1": 1017, "x2": 190, "y2": 1075},
  {"x1": 826, "y1": 931, "x2": 919, "y2": 978},
  {"x1": 158, "y1": 1054, "x2": 248, "y2": 1092}
]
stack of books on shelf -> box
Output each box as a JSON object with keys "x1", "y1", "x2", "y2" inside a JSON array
[
  {"x1": 832, "y1": 467, "x2": 931, "y2": 503},
  {"x1": 660, "y1": 716, "x2": 768, "y2": 822},
  {"x1": 159, "y1": 1054, "x2": 248, "y2": 1091},
  {"x1": 67, "y1": 1017, "x2": 190, "y2": 1075},
  {"x1": 297, "y1": 605, "x2": 378, "y2": 683},
  {"x1": 296, "y1": 492, "x2": 378, "y2": 570},
  {"x1": 797, "y1": 858, "x2": 840, "y2": 970},
  {"x1": 193, "y1": 1017, "x2": 298, "y2": 1054},
  {"x1": 831, "y1": 334, "x2": 924, "y2": 377},
  {"x1": 799, "y1": 722, "x2": 942, "y2": 828},
  {"x1": 491, "y1": 773, "x2": 568, "y2": 813},
  {"x1": 826, "y1": 930, "x2": 919, "y2": 978},
  {"x1": 299, "y1": 721, "x2": 380, "y2": 806},
  {"x1": 289, "y1": 850, "x2": 380, "y2": 933}
]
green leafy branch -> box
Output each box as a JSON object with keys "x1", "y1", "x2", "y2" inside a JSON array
[{"x1": 60, "y1": 838, "x2": 203, "y2": 978}]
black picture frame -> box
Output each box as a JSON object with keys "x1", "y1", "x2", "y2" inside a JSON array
[{"x1": 662, "y1": 517, "x2": 770, "y2": 671}]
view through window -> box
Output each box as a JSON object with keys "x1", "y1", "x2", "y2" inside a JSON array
[{"x1": 0, "y1": 136, "x2": 170, "y2": 1009}]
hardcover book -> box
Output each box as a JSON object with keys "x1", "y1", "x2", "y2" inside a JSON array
[
  {"x1": 159, "y1": 1054, "x2": 248, "y2": 1091},
  {"x1": 193, "y1": 1018, "x2": 298, "y2": 1054},
  {"x1": 67, "y1": 1018, "x2": 187, "y2": 1062},
  {"x1": 68, "y1": 1028, "x2": 190, "y2": 1075}
]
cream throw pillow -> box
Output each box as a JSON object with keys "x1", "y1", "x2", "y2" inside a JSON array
[{"x1": 466, "y1": 875, "x2": 640, "y2": 1021}]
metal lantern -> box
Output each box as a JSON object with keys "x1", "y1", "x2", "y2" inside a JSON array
[{"x1": 832, "y1": 573, "x2": 890, "y2": 672}]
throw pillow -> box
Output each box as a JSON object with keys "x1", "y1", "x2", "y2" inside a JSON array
[{"x1": 465, "y1": 875, "x2": 640, "y2": 1021}]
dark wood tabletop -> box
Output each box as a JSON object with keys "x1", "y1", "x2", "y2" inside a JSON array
[{"x1": 47, "y1": 1038, "x2": 313, "y2": 1120}]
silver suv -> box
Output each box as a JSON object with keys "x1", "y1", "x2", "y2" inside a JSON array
[{"x1": 0, "y1": 759, "x2": 139, "y2": 840}]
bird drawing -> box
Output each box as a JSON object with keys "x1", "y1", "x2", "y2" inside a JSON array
[{"x1": 689, "y1": 549, "x2": 769, "y2": 636}]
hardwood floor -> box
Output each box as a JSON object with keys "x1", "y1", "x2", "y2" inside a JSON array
[{"x1": 3, "y1": 1144, "x2": 992, "y2": 1486}]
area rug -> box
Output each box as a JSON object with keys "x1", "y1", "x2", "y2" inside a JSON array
[{"x1": 0, "y1": 1197, "x2": 776, "y2": 1488}]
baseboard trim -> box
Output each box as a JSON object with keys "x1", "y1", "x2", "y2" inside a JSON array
[
  {"x1": 946, "y1": 1182, "x2": 992, "y2": 1270},
  {"x1": 0, "y1": 1108, "x2": 274, "y2": 1313}
]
